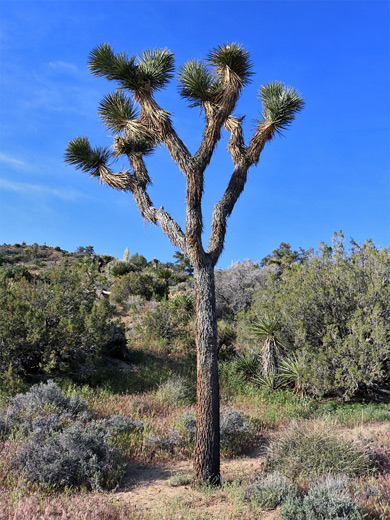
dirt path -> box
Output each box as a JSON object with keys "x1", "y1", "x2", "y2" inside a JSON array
[{"x1": 115, "y1": 448, "x2": 266, "y2": 515}]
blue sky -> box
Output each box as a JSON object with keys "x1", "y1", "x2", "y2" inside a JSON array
[{"x1": 1, "y1": 0, "x2": 389, "y2": 267}]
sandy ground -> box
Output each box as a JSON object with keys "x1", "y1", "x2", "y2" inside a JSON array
[
  {"x1": 115, "y1": 447, "x2": 267, "y2": 518},
  {"x1": 111, "y1": 422, "x2": 390, "y2": 519}
]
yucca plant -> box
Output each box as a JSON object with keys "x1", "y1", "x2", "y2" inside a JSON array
[
  {"x1": 233, "y1": 350, "x2": 261, "y2": 381},
  {"x1": 253, "y1": 371, "x2": 284, "y2": 391},
  {"x1": 279, "y1": 353, "x2": 307, "y2": 395},
  {"x1": 250, "y1": 316, "x2": 286, "y2": 377},
  {"x1": 65, "y1": 42, "x2": 304, "y2": 485}
]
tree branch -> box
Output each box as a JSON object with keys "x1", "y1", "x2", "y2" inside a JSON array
[
  {"x1": 206, "y1": 162, "x2": 248, "y2": 265},
  {"x1": 186, "y1": 86, "x2": 242, "y2": 266},
  {"x1": 129, "y1": 155, "x2": 187, "y2": 253},
  {"x1": 131, "y1": 92, "x2": 204, "y2": 263},
  {"x1": 206, "y1": 116, "x2": 247, "y2": 264},
  {"x1": 194, "y1": 84, "x2": 239, "y2": 171},
  {"x1": 130, "y1": 91, "x2": 194, "y2": 176},
  {"x1": 246, "y1": 122, "x2": 275, "y2": 165},
  {"x1": 207, "y1": 120, "x2": 275, "y2": 264}
]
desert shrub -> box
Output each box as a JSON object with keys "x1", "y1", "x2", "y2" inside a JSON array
[
  {"x1": 0, "y1": 263, "x2": 33, "y2": 281},
  {"x1": 144, "y1": 430, "x2": 179, "y2": 454},
  {"x1": 104, "y1": 414, "x2": 143, "y2": 435},
  {"x1": 215, "y1": 260, "x2": 267, "y2": 319},
  {"x1": 260, "y1": 242, "x2": 306, "y2": 269},
  {"x1": 128, "y1": 253, "x2": 148, "y2": 271},
  {"x1": 180, "y1": 408, "x2": 252, "y2": 454},
  {"x1": 352, "y1": 475, "x2": 390, "y2": 520},
  {"x1": 179, "y1": 411, "x2": 197, "y2": 441},
  {"x1": 1, "y1": 384, "x2": 139, "y2": 490},
  {"x1": 10, "y1": 380, "x2": 87, "y2": 415},
  {"x1": 280, "y1": 495, "x2": 307, "y2": 519},
  {"x1": 110, "y1": 271, "x2": 168, "y2": 304},
  {"x1": 154, "y1": 376, "x2": 195, "y2": 407},
  {"x1": 244, "y1": 473, "x2": 298, "y2": 509},
  {"x1": 265, "y1": 423, "x2": 372, "y2": 481},
  {"x1": 220, "y1": 408, "x2": 251, "y2": 452},
  {"x1": 141, "y1": 303, "x2": 177, "y2": 340},
  {"x1": 280, "y1": 477, "x2": 364, "y2": 520},
  {"x1": 15, "y1": 420, "x2": 122, "y2": 490},
  {"x1": 106, "y1": 259, "x2": 134, "y2": 278},
  {"x1": 0, "y1": 263, "x2": 125, "y2": 385},
  {"x1": 0, "y1": 381, "x2": 88, "y2": 439},
  {"x1": 239, "y1": 234, "x2": 390, "y2": 398},
  {"x1": 140, "y1": 293, "x2": 194, "y2": 341},
  {"x1": 175, "y1": 330, "x2": 196, "y2": 357},
  {"x1": 2, "y1": 493, "x2": 135, "y2": 520}
]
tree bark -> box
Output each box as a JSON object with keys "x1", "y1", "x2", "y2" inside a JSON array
[{"x1": 193, "y1": 255, "x2": 221, "y2": 484}]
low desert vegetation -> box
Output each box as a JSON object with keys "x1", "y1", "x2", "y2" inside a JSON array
[{"x1": 0, "y1": 235, "x2": 389, "y2": 519}]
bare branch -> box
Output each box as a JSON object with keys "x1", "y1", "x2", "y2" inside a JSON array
[
  {"x1": 206, "y1": 162, "x2": 248, "y2": 265},
  {"x1": 206, "y1": 115, "x2": 248, "y2": 264},
  {"x1": 129, "y1": 155, "x2": 187, "y2": 253},
  {"x1": 224, "y1": 115, "x2": 246, "y2": 163},
  {"x1": 96, "y1": 166, "x2": 133, "y2": 191},
  {"x1": 206, "y1": 119, "x2": 276, "y2": 263},
  {"x1": 194, "y1": 84, "x2": 239, "y2": 171},
  {"x1": 207, "y1": 120, "x2": 276, "y2": 264},
  {"x1": 131, "y1": 92, "x2": 194, "y2": 176},
  {"x1": 156, "y1": 206, "x2": 187, "y2": 253},
  {"x1": 130, "y1": 92, "x2": 204, "y2": 262},
  {"x1": 246, "y1": 122, "x2": 275, "y2": 165}
]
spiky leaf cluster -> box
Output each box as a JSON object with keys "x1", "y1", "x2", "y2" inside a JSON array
[
  {"x1": 88, "y1": 43, "x2": 174, "y2": 92},
  {"x1": 88, "y1": 43, "x2": 139, "y2": 90},
  {"x1": 259, "y1": 82, "x2": 305, "y2": 134},
  {"x1": 114, "y1": 134, "x2": 154, "y2": 157},
  {"x1": 98, "y1": 92, "x2": 138, "y2": 133},
  {"x1": 207, "y1": 42, "x2": 253, "y2": 87},
  {"x1": 178, "y1": 60, "x2": 219, "y2": 107},
  {"x1": 64, "y1": 137, "x2": 111, "y2": 174},
  {"x1": 250, "y1": 315, "x2": 281, "y2": 338},
  {"x1": 137, "y1": 48, "x2": 175, "y2": 91}
]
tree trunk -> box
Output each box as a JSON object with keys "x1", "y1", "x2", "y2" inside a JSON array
[{"x1": 193, "y1": 255, "x2": 221, "y2": 484}]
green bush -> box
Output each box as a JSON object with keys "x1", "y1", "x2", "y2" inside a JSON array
[
  {"x1": 0, "y1": 263, "x2": 125, "y2": 386},
  {"x1": 239, "y1": 234, "x2": 390, "y2": 398},
  {"x1": 140, "y1": 293, "x2": 194, "y2": 341},
  {"x1": 106, "y1": 259, "x2": 134, "y2": 278},
  {"x1": 265, "y1": 422, "x2": 372, "y2": 481},
  {"x1": 280, "y1": 495, "x2": 306, "y2": 519},
  {"x1": 154, "y1": 376, "x2": 195, "y2": 407},
  {"x1": 110, "y1": 271, "x2": 168, "y2": 304}
]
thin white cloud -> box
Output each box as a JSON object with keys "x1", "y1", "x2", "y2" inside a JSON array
[
  {"x1": 48, "y1": 61, "x2": 78, "y2": 74},
  {"x1": 0, "y1": 178, "x2": 84, "y2": 202},
  {"x1": 0, "y1": 152, "x2": 29, "y2": 170}
]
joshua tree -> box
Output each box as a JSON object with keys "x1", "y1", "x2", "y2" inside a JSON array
[{"x1": 65, "y1": 42, "x2": 304, "y2": 484}]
